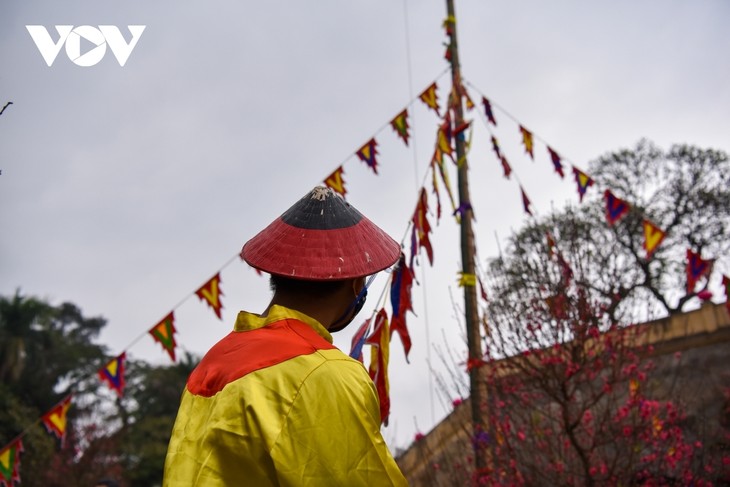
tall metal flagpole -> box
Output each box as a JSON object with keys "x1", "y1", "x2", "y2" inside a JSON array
[{"x1": 445, "y1": 0, "x2": 489, "y2": 472}]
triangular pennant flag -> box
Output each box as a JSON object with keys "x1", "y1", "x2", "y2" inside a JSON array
[
  {"x1": 99, "y1": 352, "x2": 126, "y2": 397},
  {"x1": 463, "y1": 88, "x2": 475, "y2": 111},
  {"x1": 453, "y1": 201, "x2": 473, "y2": 222},
  {"x1": 41, "y1": 395, "x2": 72, "y2": 447},
  {"x1": 390, "y1": 109, "x2": 410, "y2": 146},
  {"x1": 430, "y1": 160, "x2": 443, "y2": 222},
  {"x1": 481, "y1": 96, "x2": 497, "y2": 125},
  {"x1": 490, "y1": 136, "x2": 502, "y2": 160},
  {"x1": 196, "y1": 273, "x2": 224, "y2": 320},
  {"x1": 349, "y1": 318, "x2": 370, "y2": 363},
  {"x1": 0, "y1": 439, "x2": 23, "y2": 487},
  {"x1": 521, "y1": 186, "x2": 533, "y2": 216},
  {"x1": 410, "y1": 188, "x2": 434, "y2": 268},
  {"x1": 500, "y1": 156, "x2": 512, "y2": 179},
  {"x1": 454, "y1": 120, "x2": 471, "y2": 143},
  {"x1": 437, "y1": 123, "x2": 453, "y2": 158},
  {"x1": 572, "y1": 166, "x2": 594, "y2": 202},
  {"x1": 604, "y1": 189, "x2": 630, "y2": 226},
  {"x1": 547, "y1": 146, "x2": 565, "y2": 179},
  {"x1": 324, "y1": 165, "x2": 347, "y2": 197},
  {"x1": 390, "y1": 255, "x2": 414, "y2": 361},
  {"x1": 556, "y1": 252, "x2": 574, "y2": 287},
  {"x1": 722, "y1": 275, "x2": 730, "y2": 316},
  {"x1": 366, "y1": 308, "x2": 391, "y2": 426},
  {"x1": 519, "y1": 125, "x2": 534, "y2": 160},
  {"x1": 642, "y1": 219, "x2": 666, "y2": 260},
  {"x1": 419, "y1": 82, "x2": 440, "y2": 116},
  {"x1": 149, "y1": 312, "x2": 177, "y2": 362},
  {"x1": 431, "y1": 147, "x2": 456, "y2": 222},
  {"x1": 430, "y1": 154, "x2": 445, "y2": 222},
  {"x1": 477, "y1": 275, "x2": 488, "y2": 301},
  {"x1": 356, "y1": 138, "x2": 379, "y2": 174},
  {"x1": 546, "y1": 232, "x2": 556, "y2": 258},
  {"x1": 457, "y1": 272, "x2": 477, "y2": 287},
  {"x1": 686, "y1": 249, "x2": 712, "y2": 293}
]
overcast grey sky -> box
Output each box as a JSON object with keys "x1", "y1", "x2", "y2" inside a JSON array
[{"x1": 2, "y1": 1, "x2": 729, "y2": 451}]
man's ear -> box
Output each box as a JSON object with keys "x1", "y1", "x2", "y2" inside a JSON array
[{"x1": 352, "y1": 276, "x2": 366, "y2": 295}]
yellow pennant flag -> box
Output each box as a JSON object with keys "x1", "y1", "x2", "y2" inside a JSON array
[
  {"x1": 419, "y1": 82, "x2": 440, "y2": 116},
  {"x1": 324, "y1": 166, "x2": 347, "y2": 197},
  {"x1": 519, "y1": 125, "x2": 534, "y2": 159},
  {"x1": 356, "y1": 138, "x2": 379, "y2": 174},
  {"x1": 390, "y1": 109, "x2": 410, "y2": 146},
  {"x1": 457, "y1": 271, "x2": 477, "y2": 287},
  {"x1": 196, "y1": 273, "x2": 224, "y2": 320},
  {"x1": 99, "y1": 353, "x2": 126, "y2": 397},
  {"x1": 42, "y1": 395, "x2": 72, "y2": 446},
  {"x1": 642, "y1": 219, "x2": 666, "y2": 260},
  {"x1": 366, "y1": 309, "x2": 391, "y2": 426}
]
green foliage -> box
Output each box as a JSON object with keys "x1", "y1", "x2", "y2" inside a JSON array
[{"x1": 0, "y1": 291, "x2": 199, "y2": 487}]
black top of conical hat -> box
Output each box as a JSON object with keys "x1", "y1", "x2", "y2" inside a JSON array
[{"x1": 280, "y1": 186, "x2": 363, "y2": 230}]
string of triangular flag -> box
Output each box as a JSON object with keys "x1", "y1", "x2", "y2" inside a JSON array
[
  {"x1": 345, "y1": 68, "x2": 495, "y2": 425},
  {"x1": 0, "y1": 258, "x2": 236, "y2": 484},
  {"x1": 464, "y1": 78, "x2": 722, "y2": 299},
  {"x1": 323, "y1": 71, "x2": 449, "y2": 197},
  {"x1": 0, "y1": 70, "x2": 455, "y2": 482}
]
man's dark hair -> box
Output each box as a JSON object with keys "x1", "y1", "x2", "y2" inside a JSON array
[{"x1": 269, "y1": 275, "x2": 348, "y2": 296}]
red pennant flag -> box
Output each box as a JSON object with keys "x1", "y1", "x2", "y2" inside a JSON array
[
  {"x1": 390, "y1": 109, "x2": 410, "y2": 146},
  {"x1": 410, "y1": 188, "x2": 434, "y2": 268},
  {"x1": 149, "y1": 312, "x2": 177, "y2": 362},
  {"x1": 604, "y1": 190, "x2": 630, "y2": 226},
  {"x1": 500, "y1": 156, "x2": 512, "y2": 179},
  {"x1": 366, "y1": 308, "x2": 391, "y2": 426},
  {"x1": 481, "y1": 96, "x2": 497, "y2": 125},
  {"x1": 0, "y1": 439, "x2": 23, "y2": 487},
  {"x1": 722, "y1": 275, "x2": 730, "y2": 316},
  {"x1": 642, "y1": 219, "x2": 666, "y2": 259},
  {"x1": 686, "y1": 249, "x2": 712, "y2": 293},
  {"x1": 556, "y1": 252, "x2": 574, "y2": 287},
  {"x1": 547, "y1": 146, "x2": 565, "y2": 178},
  {"x1": 478, "y1": 275, "x2": 488, "y2": 302},
  {"x1": 521, "y1": 186, "x2": 533, "y2": 216},
  {"x1": 356, "y1": 138, "x2": 379, "y2": 174},
  {"x1": 430, "y1": 155, "x2": 443, "y2": 222},
  {"x1": 519, "y1": 125, "x2": 534, "y2": 159},
  {"x1": 390, "y1": 255, "x2": 414, "y2": 361},
  {"x1": 196, "y1": 273, "x2": 224, "y2": 320},
  {"x1": 546, "y1": 232, "x2": 556, "y2": 258},
  {"x1": 41, "y1": 395, "x2": 72, "y2": 447},
  {"x1": 419, "y1": 82, "x2": 440, "y2": 116},
  {"x1": 99, "y1": 352, "x2": 126, "y2": 397},
  {"x1": 324, "y1": 165, "x2": 347, "y2": 197},
  {"x1": 572, "y1": 166, "x2": 594, "y2": 202}
]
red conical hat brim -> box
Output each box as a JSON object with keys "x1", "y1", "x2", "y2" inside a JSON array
[{"x1": 241, "y1": 187, "x2": 400, "y2": 280}]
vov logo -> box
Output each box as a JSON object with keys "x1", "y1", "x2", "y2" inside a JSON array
[{"x1": 26, "y1": 25, "x2": 146, "y2": 67}]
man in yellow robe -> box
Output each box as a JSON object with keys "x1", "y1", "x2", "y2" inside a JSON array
[{"x1": 164, "y1": 186, "x2": 408, "y2": 486}]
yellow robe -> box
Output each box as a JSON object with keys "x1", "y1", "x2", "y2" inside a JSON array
[{"x1": 164, "y1": 305, "x2": 407, "y2": 486}]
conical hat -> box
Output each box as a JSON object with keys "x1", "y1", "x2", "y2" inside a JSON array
[{"x1": 241, "y1": 186, "x2": 400, "y2": 280}]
